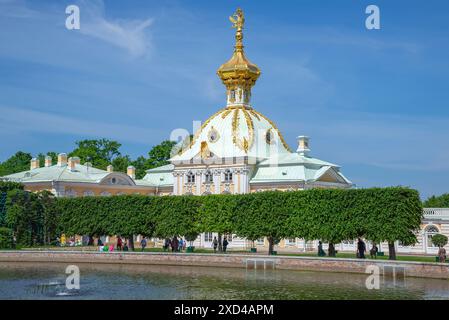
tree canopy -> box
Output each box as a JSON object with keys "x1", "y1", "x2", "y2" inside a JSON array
[
  {"x1": 0, "y1": 138, "x2": 177, "y2": 180},
  {"x1": 424, "y1": 194, "x2": 449, "y2": 208}
]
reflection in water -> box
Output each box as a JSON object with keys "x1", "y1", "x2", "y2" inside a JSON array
[{"x1": 0, "y1": 262, "x2": 448, "y2": 300}]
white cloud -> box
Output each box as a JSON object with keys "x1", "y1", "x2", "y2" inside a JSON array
[
  {"x1": 0, "y1": 0, "x2": 39, "y2": 18},
  {"x1": 0, "y1": 105, "x2": 164, "y2": 145},
  {"x1": 76, "y1": 0, "x2": 153, "y2": 57}
]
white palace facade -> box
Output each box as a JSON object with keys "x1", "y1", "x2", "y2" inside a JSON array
[{"x1": 2, "y1": 9, "x2": 449, "y2": 255}]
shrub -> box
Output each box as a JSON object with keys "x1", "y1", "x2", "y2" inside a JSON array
[
  {"x1": 0, "y1": 227, "x2": 14, "y2": 249},
  {"x1": 432, "y1": 234, "x2": 448, "y2": 247}
]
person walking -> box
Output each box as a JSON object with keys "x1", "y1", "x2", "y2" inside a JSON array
[
  {"x1": 123, "y1": 242, "x2": 129, "y2": 252},
  {"x1": 172, "y1": 236, "x2": 179, "y2": 252},
  {"x1": 222, "y1": 237, "x2": 229, "y2": 253},
  {"x1": 370, "y1": 243, "x2": 379, "y2": 259},
  {"x1": 438, "y1": 245, "x2": 446, "y2": 263},
  {"x1": 163, "y1": 238, "x2": 170, "y2": 252},
  {"x1": 317, "y1": 241, "x2": 326, "y2": 257},
  {"x1": 141, "y1": 237, "x2": 147, "y2": 252},
  {"x1": 178, "y1": 238, "x2": 184, "y2": 252},
  {"x1": 117, "y1": 236, "x2": 123, "y2": 251},
  {"x1": 212, "y1": 236, "x2": 218, "y2": 253},
  {"x1": 357, "y1": 238, "x2": 366, "y2": 259}
]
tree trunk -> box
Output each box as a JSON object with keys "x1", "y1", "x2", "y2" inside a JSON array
[
  {"x1": 328, "y1": 243, "x2": 336, "y2": 257},
  {"x1": 388, "y1": 242, "x2": 396, "y2": 260},
  {"x1": 218, "y1": 233, "x2": 223, "y2": 253},
  {"x1": 268, "y1": 236, "x2": 274, "y2": 255},
  {"x1": 128, "y1": 236, "x2": 135, "y2": 251}
]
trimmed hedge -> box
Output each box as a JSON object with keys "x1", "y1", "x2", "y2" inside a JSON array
[
  {"x1": 0, "y1": 181, "x2": 24, "y2": 192},
  {"x1": 0, "y1": 227, "x2": 14, "y2": 249},
  {"x1": 55, "y1": 187, "x2": 423, "y2": 252}
]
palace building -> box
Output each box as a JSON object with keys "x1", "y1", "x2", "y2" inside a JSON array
[{"x1": 1, "y1": 8, "x2": 447, "y2": 255}]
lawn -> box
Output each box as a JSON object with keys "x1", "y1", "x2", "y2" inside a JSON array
[{"x1": 11, "y1": 246, "x2": 439, "y2": 263}]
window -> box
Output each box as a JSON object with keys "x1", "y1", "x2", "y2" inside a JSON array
[
  {"x1": 230, "y1": 90, "x2": 236, "y2": 102},
  {"x1": 205, "y1": 171, "x2": 213, "y2": 183},
  {"x1": 205, "y1": 232, "x2": 213, "y2": 242},
  {"x1": 111, "y1": 177, "x2": 117, "y2": 184},
  {"x1": 224, "y1": 170, "x2": 232, "y2": 183},
  {"x1": 425, "y1": 225, "x2": 440, "y2": 248},
  {"x1": 187, "y1": 172, "x2": 195, "y2": 183},
  {"x1": 83, "y1": 190, "x2": 94, "y2": 196}
]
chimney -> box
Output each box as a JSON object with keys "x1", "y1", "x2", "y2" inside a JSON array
[
  {"x1": 127, "y1": 166, "x2": 136, "y2": 179},
  {"x1": 57, "y1": 153, "x2": 68, "y2": 166},
  {"x1": 107, "y1": 165, "x2": 114, "y2": 173},
  {"x1": 72, "y1": 156, "x2": 80, "y2": 165},
  {"x1": 68, "y1": 157, "x2": 77, "y2": 171},
  {"x1": 44, "y1": 156, "x2": 52, "y2": 167},
  {"x1": 30, "y1": 158, "x2": 39, "y2": 170},
  {"x1": 296, "y1": 136, "x2": 310, "y2": 156}
]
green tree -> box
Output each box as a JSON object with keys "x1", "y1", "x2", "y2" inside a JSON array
[
  {"x1": 131, "y1": 156, "x2": 148, "y2": 180},
  {"x1": 37, "y1": 191, "x2": 58, "y2": 245},
  {"x1": 5, "y1": 190, "x2": 44, "y2": 246},
  {"x1": 424, "y1": 194, "x2": 449, "y2": 208},
  {"x1": 200, "y1": 194, "x2": 238, "y2": 252},
  {"x1": 37, "y1": 152, "x2": 58, "y2": 167},
  {"x1": 432, "y1": 234, "x2": 448, "y2": 247},
  {"x1": 235, "y1": 192, "x2": 291, "y2": 255},
  {"x1": 112, "y1": 155, "x2": 132, "y2": 173},
  {"x1": 146, "y1": 140, "x2": 177, "y2": 169},
  {"x1": 0, "y1": 227, "x2": 14, "y2": 249},
  {"x1": 0, "y1": 151, "x2": 32, "y2": 176},
  {"x1": 69, "y1": 139, "x2": 122, "y2": 170}
]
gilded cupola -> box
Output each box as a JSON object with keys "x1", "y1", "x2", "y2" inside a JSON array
[{"x1": 217, "y1": 8, "x2": 261, "y2": 108}]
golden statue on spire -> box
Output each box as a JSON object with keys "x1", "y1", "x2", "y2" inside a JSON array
[
  {"x1": 229, "y1": 8, "x2": 245, "y2": 51},
  {"x1": 217, "y1": 8, "x2": 260, "y2": 97},
  {"x1": 229, "y1": 8, "x2": 244, "y2": 31}
]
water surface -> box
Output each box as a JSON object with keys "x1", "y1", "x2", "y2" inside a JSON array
[{"x1": 0, "y1": 262, "x2": 448, "y2": 300}]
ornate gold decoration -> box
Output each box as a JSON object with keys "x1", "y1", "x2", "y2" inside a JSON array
[
  {"x1": 252, "y1": 110, "x2": 292, "y2": 152},
  {"x1": 221, "y1": 109, "x2": 232, "y2": 118},
  {"x1": 217, "y1": 8, "x2": 261, "y2": 94},
  {"x1": 231, "y1": 108, "x2": 255, "y2": 153},
  {"x1": 249, "y1": 109, "x2": 260, "y2": 120},
  {"x1": 200, "y1": 141, "x2": 211, "y2": 159}
]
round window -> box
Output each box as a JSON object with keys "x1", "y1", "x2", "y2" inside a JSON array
[{"x1": 208, "y1": 127, "x2": 220, "y2": 143}]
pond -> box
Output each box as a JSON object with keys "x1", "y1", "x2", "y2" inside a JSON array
[{"x1": 0, "y1": 262, "x2": 448, "y2": 299}]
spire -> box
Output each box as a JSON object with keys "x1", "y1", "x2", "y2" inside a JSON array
[{"x1": 217, "y1": 8, "x2": 261, "y2": 108}]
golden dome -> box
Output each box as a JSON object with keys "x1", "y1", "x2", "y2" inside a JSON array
[{"x1": 217, "y1": 8, "x2": 261, "y2": 91}]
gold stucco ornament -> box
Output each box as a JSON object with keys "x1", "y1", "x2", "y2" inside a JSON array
[{"x1": 217, "y1": 8, "x2": 261, "y2": 92}]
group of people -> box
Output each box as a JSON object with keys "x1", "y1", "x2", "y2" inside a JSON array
[
  {"x1": 57, "y1": 235, "x2": 82, "y2": 247},
  {"x1": 98, "y1": 237, "x2": 129, "y2": 252},
  {"x1": 317, "y1": 238, "x2": 379, "y2": 259},
  {"x1": 163, "y1": 236, "x2": 187, "y2": 252},
  {"x1": 212, "y1": 236, "x2": 229, "y2": 253},
  {"x1": 357, "y1": 238, "x2": 379, "y2": 259}
]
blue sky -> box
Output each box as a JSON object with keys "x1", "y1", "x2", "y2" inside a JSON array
[{"x1": 0, "y1": 0, "x2": 448, "y2": 199}]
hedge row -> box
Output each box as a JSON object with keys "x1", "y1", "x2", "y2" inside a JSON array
[{"x1": 55, "y1": 187, "x2": 423, "y2": 258}]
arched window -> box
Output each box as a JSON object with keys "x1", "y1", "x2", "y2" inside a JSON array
[
  {"x1": 224, "y1": 169, "x2": 232, "y2": 183},
  {"x1": 425, "y1": 225, "x2": 439, "y2": 233},
  {"x1": 204, "y1": 170, "x2": 213, "y2": 183},
  {"x1": 425, "y1": 225, "x2": 440, "y2": 248},
  {"x1": 187, "y1": 171, "x2": 195, "y2": 183}
]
